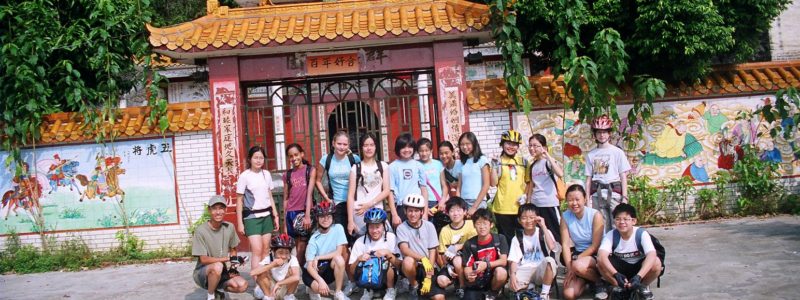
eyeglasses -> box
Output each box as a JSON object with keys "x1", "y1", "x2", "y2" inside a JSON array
[{"x1": 614, "y1": 218, "x2": 634, "y2": 223}]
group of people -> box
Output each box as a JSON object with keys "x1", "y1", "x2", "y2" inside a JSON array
[{"x1": 191, "y1": 115, "x2": 664, "y2": 300}]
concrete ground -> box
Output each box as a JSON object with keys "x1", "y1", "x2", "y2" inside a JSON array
[{"x1": 1, "y1": 215, "x2": 798, "y2": 300}]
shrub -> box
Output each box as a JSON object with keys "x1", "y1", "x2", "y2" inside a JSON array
[
  {"x1": 731, "y1": 145, "x2": 782, "y2": 215},
  {"x1": 628, "y1": 176, "x2": 663, "y2": 224}
]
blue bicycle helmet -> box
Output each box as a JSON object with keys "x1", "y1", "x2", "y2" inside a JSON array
[{"x1": 364, "y1": 208, "x2": 388, "y2": 224}]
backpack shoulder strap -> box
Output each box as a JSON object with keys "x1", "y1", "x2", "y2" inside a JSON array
[
  {"x1": 612, "y1": 229, "x2": 621, "y2": 251},
  {"x1": 538, "y1": 228, "x2": 551, "y2": 257},
  {"x1": 324, "y1": 153, "x2": 335, "y2": 198},
  {"x1": 515, "y1": 230, "x2": 524, "y2": 255},
  {"x1": 286, "y1": 167, "x2": 295, "y2": 194},
  {"x1": 376, "y1": 160, "x2": 384, "y2": 178},
  {"x1": 355, "y1": 162, "x2": 363, "y2": 202},
  {"x1": 635, "y1": 227, "x2": 645, "y2": 255},
  {"x1": 305, "y1": 163, "x2": 312, "y2": 183},
  {"x1": 348, "y1": 153, "x2": 356, "y2": 165}
]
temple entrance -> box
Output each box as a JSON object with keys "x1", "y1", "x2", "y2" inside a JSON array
[{"x1": 242, "y1": 70, "x2": 440, "y2": 173}]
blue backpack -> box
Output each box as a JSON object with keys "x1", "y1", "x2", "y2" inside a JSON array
[{"x1": 354, "y1": 256, "x2": 389, "y2": 290}]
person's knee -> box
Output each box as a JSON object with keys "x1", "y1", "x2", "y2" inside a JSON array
[
  {"x1": 332, "y1": 255, "x2": 345, "y2": 268},
  {"x1": 228, "y1": 277, "x2": 248, "y2": 293},
  {"x1": 432, "y1": 295, "x2": 445, "y2": 300},
  {"x1": 494, "y1": 267, "x2": 508, "y2": 281},
  {"x1": 436, "y1": 275, "x2": 451, "y2": 287},
  {"x1": 402, "y1": 257, "x2": 415, "y2": 271},
  {"x1": 207, "y1": 262, "x2": 224, "y2": 275}
]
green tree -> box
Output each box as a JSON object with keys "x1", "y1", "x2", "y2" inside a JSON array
[{"x1": 483, "y1": 0, "x2": 791, "y2": 124}]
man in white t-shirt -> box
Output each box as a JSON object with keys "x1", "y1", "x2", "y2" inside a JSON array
[
  {"x1": 251, "y1": 234, "x2": 301, "y2": 300},
  {"x1": 597, "y1": 204, "x2": 661, "y2": 300},
  {"x1": 585, "y1": 115, "x2": 631, "y2": 232},
  {"x1": 508, "y1": 204, "x2": 561, "y2": 300},
  {"x1": 348, "y1": 208, "x2": 399, "y2": 300}
]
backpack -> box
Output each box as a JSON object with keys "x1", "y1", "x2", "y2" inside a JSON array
[
  {"x1": 466, "y1": 233, "x2": 506, "y2": 288},
  {"x1": 285, "y1": 163, "x2": 312, "y2": 196},
  {"x1": 354, "y1": 256, "x2": 389, "y2": 290},
  {"x1": 354, "y1": 161, "x2": 384, "y2": 202},
  {"x1": 612, "y1": 228, "x2": 666, "y2": 287},
  {"x1": 514, "y1": 228, "x2": 553, "y2": 260},
  {"x1": 324, "y1": 153, "x2": 356, "y2": 199},
  {"x1": 539, "y1": 160, "x2": 566, "y2": 201}
]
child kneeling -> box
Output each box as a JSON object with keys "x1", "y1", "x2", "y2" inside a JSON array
[
  {"x1": 251, "y1": 234, "x2": 301, "y2": 300},
  {"x1": 348, "y1": 208, "x2": 400, "y2": 300},
  {"x1": 433, "y1": 197, "x2": 476, "y2": 298},
  {"x1": 462, "y1": 208, "x2": 509, "y2": 300},
  {"x1": 508, "y1": 204, "x2": 561, "y2": 300},
  {"x1": 303, "y1": 201, "x2": 349, "y2": 300},
  {"x1": 397, "y1": 194, "x2": 440, "y2": 299}
]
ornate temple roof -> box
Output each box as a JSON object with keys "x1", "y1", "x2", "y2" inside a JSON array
[
  {"x1": 467, "y1": 60, "x2": 800, "y2": 111},
  {"x1": 147, "y1": 0, "x2": 490, "y2": 58}
]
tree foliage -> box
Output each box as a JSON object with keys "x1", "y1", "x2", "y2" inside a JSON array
[
  {"x1": 481, "y1": 0, "x2": 790, "y2": 124},
  {"x1": 1, "y1": 0, "x2": 159, "y2": 172}
]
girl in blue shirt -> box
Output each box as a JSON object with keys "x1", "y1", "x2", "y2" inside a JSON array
[
  {"x1": 417, "y1": 138, "x2": 448, "y2": 213},
  {"x1": 389, "y1": 133, "x2": 429, "y2": 227},
  {"x1": 456, "y1": 132, "x2": 490, "y2": 217}
]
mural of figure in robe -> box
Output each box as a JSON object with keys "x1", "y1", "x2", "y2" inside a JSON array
[
  {"x1": 44, "y1": 154, "x2": 81, "y2": 194},
  {"x1": 1, "y1": 163, "x2": 43, "y2": 221},
  {"x1": 682, "y1": 156, "x2": 710, "y2": 183},
  {"x1": 643, "y1": 119, "x2": 703, "y2": 165}
]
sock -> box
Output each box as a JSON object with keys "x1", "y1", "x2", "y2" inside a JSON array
[
  {"x1": 541, "y1": 284, "x2": 551, "y2": 294},
  {"x1": 207, "y1": 292, "x2": 215, "y2": 300}
]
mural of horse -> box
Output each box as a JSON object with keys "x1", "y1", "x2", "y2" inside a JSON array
[
  {"x1": 1, "y1": 175, "x2": 43, "y2": 220},
  {"x1": 77, "y1": 165, "x2": 126, "y2": 202},
  {"x1": 47, "y1": 160, "x2": 81, "y2": 194}
]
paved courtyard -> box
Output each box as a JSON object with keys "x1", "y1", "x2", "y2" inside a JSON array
[{"x1": 1, "y1": 215, "x2": 799, "y2": 300}]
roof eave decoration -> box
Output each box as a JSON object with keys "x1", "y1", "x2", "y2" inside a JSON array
[
  {"x1": 467, "y1": 60, "x2": 800, "y2": 111},
  {"x1": 37, "y1": 101, "x2": 212, "y2": 145},
  {"x1": 147, "y1": 0, "x2": 490, "y2": 54}
]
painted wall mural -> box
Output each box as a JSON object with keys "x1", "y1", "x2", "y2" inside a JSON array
[
  {"x1": 0, "y1": 138, "x2": 178, "y2": 235},
  {"x1": 512, "y1": 95, "x2": 799, "y2": 185}
]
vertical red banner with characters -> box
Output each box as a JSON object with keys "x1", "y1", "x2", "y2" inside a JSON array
[
  {"x1": 211, "y1": 81, "x2": 241, "y2": 206},
  {"x1": 436, "y1": 64, "x2": 468, "y2": 146}
]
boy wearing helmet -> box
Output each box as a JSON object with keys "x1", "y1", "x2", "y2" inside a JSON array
[
  {"x1": 396, "y1": 193, "x2": 439, "y2": 299},
  {"x1": 348, "y1": 208, "x2": 400, "y2": 300},
  {"x1": 251, "y1": 234, "x2": 302, "y2": 300},
  {"x1": 490, "y1": 129, "x2": 528, "y2": 242},
  {"x1": 304, "y1": 201, "x2": 349, "y2": 300},
  {"x1": 585, "y1": 115, "x2": 631, "y2": 233}
]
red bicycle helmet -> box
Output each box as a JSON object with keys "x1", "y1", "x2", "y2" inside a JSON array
[
  {"x1": 270, "y1": 233, "x2": 295, "y2": 249},
  {"x1": 591, "y1": 115, "x2": 613, "y2": 131},
  {"x1": 313, "y1": 201, "x2": 336, "y2": 217}
]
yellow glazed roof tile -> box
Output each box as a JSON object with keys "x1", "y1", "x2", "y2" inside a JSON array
[
  {"x1": 36, "y1": 101, "x2": 212, "y2": 145},
  {"x1": 147, "y1": 0, "x2": 489, "y2": 52},
  {"x1": 467, "y1": 60, "x2": 800, "y2": 111}
]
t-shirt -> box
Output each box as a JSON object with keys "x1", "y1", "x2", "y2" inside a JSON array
[
  {"x1": 493, "y1": 156, "x2": 528, "y2": 214},
  {"x1": 390, "y1": 159, "x2": 427, "y2": 206},
  {"x1": 192, "y1": 222, "x2": 240, "y2": 270},
  {"x1": 282, "y1": 164, "x2": 310, "y2": 212},
  {"x1": 437, "y1": 220, "x2": 477, "y2": 253},
  {"x1": 305, "y1": 224, "x2": 348, "y2": 267},
  {"x1": 258, "y1": 255, "x2": 300, "y2": 281},
  {"x1": 585, "y1": 146, "x2": 631, "y2": 184},
  {"x1": 462, "y1": 234, "x2": 509, "y2": 269},
  {"x1": 563, "y1": 207, "x2": 598, "y2": 253},
  {"x1": 396, "y1": 220, "x2": 438, "y2": 258},
  {"x1": 350, "y1": 161, "x2": 388, "y2": 236},
  {"x1": 599, "y1": 227, "x2": 655, "y2": 264},
  {"x1": 320, "y1": 154, "x2": 361, "y2": 203},
  {"x1": 508, "y1": 228, "x2": 561, "y2": 268},
  {"x1": 420, "y1": 159, "x2": 445, "y2": 202},
  {"x1": 529, "y1": 159, "x2": 559, "y2": 207},
  {"x1": 236, "y1": 169, "x2": 274, "y2": 219},
  {"x1": 458, "y1": 155, "x2": 489, "y2": 200},
  {"x1": 348, "y1": 232, "x2": 399, "y2": 264}
]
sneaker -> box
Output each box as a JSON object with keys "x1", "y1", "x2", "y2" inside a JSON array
[
  {"x1": 344, "y1": 282, "x2": 356, "y2": 296},
  {"x1": 455, "y1": 288, "x2": 465, "y2": 298},
  {"x1": 335, "y1": 290, "x2": 348, "y2": 300},
  {"x1": 486, "y1": 290, "x2": 500, "y2": 300},
  {"x1": 360, "y1": 289, "x2": 374, "y2": 300},
  {"x1": 309, "y1": 292, "x2": 322, "y2": 300},
  {"x1": 254, "y1": 285, "x2": 265, "y2": 299},
  {"x1": 539, "y1": 293, "x2": 550, "y2": 300},
  {"x1": 213, "y1": 290, "x2": 227, "y2": 300},
  {"x1": 383, "y1": 288, "x2": 396, "y2": 300},
  {"x1": 410, "y1": 285, "x2": 420, "y2": 300},
  {"x1": 396, "y1": 278, "x2": 410, "y2": 294},
  {"x1": 638, "y1": 285, "x2": 654, "y2": 300},
  {"x1": 285, "y1": 295, "x2": 297, "y2": 300},
  {"x1": 594, "y1": 281, "x2": 609, "y2": 300},
  {"x1": 264, "y1": 297, "x2": 275, "y2": 300}
]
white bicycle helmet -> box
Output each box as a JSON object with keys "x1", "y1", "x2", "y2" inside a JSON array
[{"x1": 403, "y1": 193, "x2": 426, "y2": 208}]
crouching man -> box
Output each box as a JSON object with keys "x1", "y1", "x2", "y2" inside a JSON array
[{"x1": 192, "y1": 195, "x2": 248, "y2": 300}]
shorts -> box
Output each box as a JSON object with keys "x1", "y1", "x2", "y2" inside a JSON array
[
  {"x1": 334, "y1": 201, "x2": 348, "y2": 226},
  {"x1": 609, "y1": 255, "x2": 644, "y2": 279},
  {"x1": 412, "y1": 262, "x2": 445, "y2": 297},
  {"x1": 396, "y1": 205, "x2": 407, "y2": 222},
  {"x1": 285, "y1": 210, "x2": 307, "y2": 239},
  {"x1": 244, "y1": 215, "x2": 275, "y2": 236},
  {"x1": 193, "y1": 264, "x2": 231, "y2": 289},
  {"x1": 302, "y1": 260, "x2": 335, "y2": 287},
  {"x1": 462, "y1": 199, "x2": 487, "y2": 210},
  {"x1": 513, "y1": 257, "x2": 558, "y2": 290}
]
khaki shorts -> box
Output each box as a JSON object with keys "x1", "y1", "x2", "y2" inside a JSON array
[
  {"x1": 514, "y1": 257, "x2": 558, "y2": 289},
  {"x1": 244, "y1": 215, "x2": 275, "y2": 236}
]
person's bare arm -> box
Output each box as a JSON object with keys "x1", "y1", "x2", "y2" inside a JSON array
[{"x1": 315, "y1": 162, "x2": 331, "y2": 202}]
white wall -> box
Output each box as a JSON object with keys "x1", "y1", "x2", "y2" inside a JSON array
[
  {"x1": 771, "y1": 0, "x2": 800, "y2": 61},
  {"x1": 467, "y1": 109, "x2": 511, "y2": 160},
  {"x1": 0, "y1": 131, "x2": 215, "y2": 252}
]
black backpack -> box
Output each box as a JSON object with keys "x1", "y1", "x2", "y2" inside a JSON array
[
  {"x1": 514, "y1": 228, "x2": 554, "y2": 259},
  {"x1": 324, "y1": 153, "x2": 356, "y2": 199},
  {"x1": 285, "y1": 163, "x2": 312, "y2": 195},
  {"x1": 612, "y1": 228, "x2": 666, "y2": 287},
  {"x1": 354, "y1": 161, "x2": 383, "y2": 202}
]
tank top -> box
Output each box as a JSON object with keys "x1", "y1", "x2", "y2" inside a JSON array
[{"x1": 563, "y1": 206, "x2": 597, "y2": 252}]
